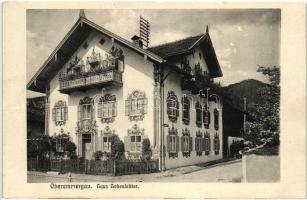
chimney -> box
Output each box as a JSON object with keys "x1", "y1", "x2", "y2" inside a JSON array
[{"x1": 131, "y1": 35, "x2": 143, "y2": 48}]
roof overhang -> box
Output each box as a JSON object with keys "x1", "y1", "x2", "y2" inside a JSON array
[{"x1": 27, "y1": 17, "x2": 165, "y2": 93}]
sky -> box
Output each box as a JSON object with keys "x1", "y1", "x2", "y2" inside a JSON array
[{"x1": 27, "y1": 9, "x2": 280, "y2": 97}]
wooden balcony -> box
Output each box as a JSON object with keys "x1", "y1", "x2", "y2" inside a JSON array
[{"x1": 59, "y1": 69, "x2": 122, "y2": 94}]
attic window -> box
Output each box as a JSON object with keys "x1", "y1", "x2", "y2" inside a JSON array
[
  {"x1": 83, "y1": 42, "x2": 88, "y2": 49},
  {"x1": 99, "y1": 38, "x2": 105, "y2": 45}
]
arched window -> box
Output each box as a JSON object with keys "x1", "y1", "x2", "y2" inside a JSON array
[
  {"x1": 214, "y1": 108, "x2": 219, "y2": 130},
  {"x1": 182, "y1": 95, "x2": 190, "y2": 125},
  {"x1": 52, "y1": 100, "x2": 68, "y2": 126},
  {"x1": 195, "y1": 102, "x2": 202, "y2": 127},
  {"x1": 125, "y1": 90, "x2": 147, "y2": 121},
  {"x1": 166, "y1": 91, "x2": 179, "y2": 122},
  {"x1": 203, "y1": 105, "x2": 210, "y2": 129},
  {"x1": 98, "y1": 94, "x2": 117, "y2": 123},
  {"x1": 78, "y1": 97, "x2": 94, "y2": 132},
  {"x1": 214, "y1": 133, "x2": 220, "y2": 155}
]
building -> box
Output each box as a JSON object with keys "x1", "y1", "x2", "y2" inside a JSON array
[
  {"x1": 27, "y1": 10, "x2": 223, "y2": 170},
  {"x1": 27, "y1": 96, "x2": 45, "y2": 138}
]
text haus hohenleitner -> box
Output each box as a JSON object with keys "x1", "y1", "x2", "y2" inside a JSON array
[{"x1": 27, "y1": 10, "x2": 224, "y2": 170}]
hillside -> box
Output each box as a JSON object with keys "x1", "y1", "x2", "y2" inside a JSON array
[{"x1": 223, "y1": 79, "x2": 268, "y2": 110}]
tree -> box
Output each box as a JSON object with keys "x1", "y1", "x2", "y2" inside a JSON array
[
  {"x1": 245, "y1": 66, "x2": 280, "y2": 147},
  {"x1": 110, "y1": 135, "x2": 125, "y2": 161},
  {"x1": 27, "y1": 135, "x2": 53, "y2": 159},
  {"x1": 63, "y1": 140, "x2": 77, "y2": 159},
  {"x1": 141, "y1": 138, "x2": 152, "y2": 160},
  {"x1": 93, "y1": 151, "x2": 103, "y2": 161}
]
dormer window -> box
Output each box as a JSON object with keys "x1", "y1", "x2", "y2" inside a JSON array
[{"x1": 52, "y1": 100, "x2": 68, "y2": 126}]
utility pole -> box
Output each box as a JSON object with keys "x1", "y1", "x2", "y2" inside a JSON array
[{"x1": 243, "y1": 97, "x2": 247, "y2": 138}]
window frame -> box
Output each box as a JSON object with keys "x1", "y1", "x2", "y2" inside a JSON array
[{"x1": 167, "y1": 91, "x2": 179, "y2": 122}]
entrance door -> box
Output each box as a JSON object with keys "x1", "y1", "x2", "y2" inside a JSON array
[{"x1": 82, "y1": 134, "x2": 92, "y2": 160}]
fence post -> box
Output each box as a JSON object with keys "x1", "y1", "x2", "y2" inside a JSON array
[{"x1": 113, "y1": 160, "x2": 116, "y2": 176}]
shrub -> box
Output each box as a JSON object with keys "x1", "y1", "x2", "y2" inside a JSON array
[
  {"x1": 141, "y1": 138, "x2": 152, "y2": 160},
  {"x1": 110, "y1": 135, "x2": 125, "y2": 161},
  {"x1": 93, "y1": 151, "x2": 103, "y2": 161}
]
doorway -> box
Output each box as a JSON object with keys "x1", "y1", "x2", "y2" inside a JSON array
[{"x1": 82, "y1": 134, "x2": 92, "y2": 160}]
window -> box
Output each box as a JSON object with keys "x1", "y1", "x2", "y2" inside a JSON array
[
  {"x1": 203, "y1": 105, "x2": 210, "y2": 129},
  {"x1": 195, "y1": 102, "x2": 202, "y2": 127},
  {"x1": 125, "y1": 90, "x2": 147, "y2": 121},
  {"x1": 214, "y1": 134, "x2": 220, "y2": 155},
  {"x1": 102, "y1": 136, "x2": 112, "y2": 152},
  {"x1": 52, "y1": 100, "x2": 68, "y2": 126},
  {"x1": 98, "y1": 94, "x2": 117, "y2": 123},
  {"x1": 167, "y1": 126, "x2": 179, "y2": 158},
  {"x1": 131, "y1": 135, "x2": 142, "y2": 151},
  {"x1": 214, "y1": 109, "x2": 219, "y2": 130},
  {"x1": 181, "y1": 128, "x2": 192, "y2": 157},
  {"x1": 101, "y1": 126, "x2": 115, "y2": 153},
  {"x1": 167, "y1": 91, "x2": 179, "y2": 122},
  {"x1": 78, "y1": 97, "x2": 94, "y2": 132},
  {"x1": 195, "y1": 131, "x2": 203, "y2": 156},
  {"x1": 203, "y1": 132, "x2": 211, "y2": 155},
  {"x1": 182, "y1": 95, "x2": 190, "y2": 125},
  {"x1": 124, "y1": 124, "x2": 146, "y2": 158}
]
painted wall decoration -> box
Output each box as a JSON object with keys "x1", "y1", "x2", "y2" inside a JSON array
[
  {"x1": 52, "y1": 100, "x2": 68, "y2": 126},
  {"x1": 125, "y1": 90, "x2": 148, "y2": 121}
]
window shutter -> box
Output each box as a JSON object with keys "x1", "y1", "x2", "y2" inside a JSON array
[
  {"x1": 181, "y1": 136, "x2": 184, "y2": 152},
  {"x1": 91, "y1": 105, "x2": 95, "y2": 120},
  {"x1": 202, "y1": 138, "x2": 205, "y2": 151},
  {"x1": 125, "y1": 100, "x2": 130, "y2": 116},
  {"x1": 195, "y1": 138, "x2": 198, "y2": 152},
  {"x1": 113, "y1": 102, "x2": 117, "y2": 117},
  {"x1": 78, "y1": 105, "x2": 81, "y2": 121},
  {"x1": 167, "y1": 135, "x2": 170, "y2": 152},
  {"x1": 98, "y1": 102, "x2": 102, "y2": 118},
  {"x1": 64, "y1": 106, "x2": 68, "y2": 121},
  {"x1": 167, "y1": 101, "x2": 171, "y2": 116},
  {"x1": 209, "y1": 137, "x2": 211, "y2": 152},
  {"x1": 142, "y1": 98, "x2": 148, "y2": 114},
  {"x1": 189, "y1": 136, "x2": 193, "y2": 152},
  {"x1": 208, "y1": 111, "x2": 211, "y2": 125},
  {"x1": 176, "y1": 135, "x2": 179, "y2": 153},
  {"x1": 176, "y1": 102, "x2": 179, "y2": 117},
  {"x1": 124, "y1": 136, "x2": 130, "y2": 152},
  {"x1": 52, "y1": 108, "x2": 56, "y2": 121}
]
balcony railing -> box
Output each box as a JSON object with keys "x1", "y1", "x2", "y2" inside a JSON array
[{"x1": 59, "y1": 67, "x2": 123, "y2": 94}]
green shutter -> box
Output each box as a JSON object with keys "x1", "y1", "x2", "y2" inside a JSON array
[
  {"x1": 189, "y1": 136, "x2": 193, "y2": 152},
  {"x1": 181, "y1": 136, "x2": 184, "y2": 152},
  {"x1": 112, "y1": 102, "x2": 117, "y2": 117}
]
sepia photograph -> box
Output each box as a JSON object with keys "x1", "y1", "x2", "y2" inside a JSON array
[{"x1": 26, "y1": 8, "x2": 281, "y2": 183}]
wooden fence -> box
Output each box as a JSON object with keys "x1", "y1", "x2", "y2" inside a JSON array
[{"x1": 27, "y1": 158, "x2": 159, "y2": 176}]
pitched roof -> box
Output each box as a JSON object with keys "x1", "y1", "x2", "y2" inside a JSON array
[
  {"x1": 27, "y1": 15, "x2": 164, "y2": 93},
  {"x1": 148, "y1": 34, "x2": 205, "y2": 58},
  {"x1": 148, "y1": 33, "x2": 223, "y2": 78}
]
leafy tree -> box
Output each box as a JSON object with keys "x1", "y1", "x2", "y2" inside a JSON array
[
  {"x1": 27, "y1": 135, "x2": 53, "y2": 159},
  {"x1": 110, "y1": 135, "x2": 125, "y2": 161},
  {"x1": 141, "y1": 138, "x2": 152, "y2": 160},
  {"x1": 245, "y1": 66, "x2": 280, "y2": 147},
  {"x1": 63, "y1": 140, "x2": 77, "y2": 159}
]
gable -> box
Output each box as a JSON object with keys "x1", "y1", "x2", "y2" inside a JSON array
[{"x1": 27, "y1": 16, "x2": 164, "y2": 93}]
